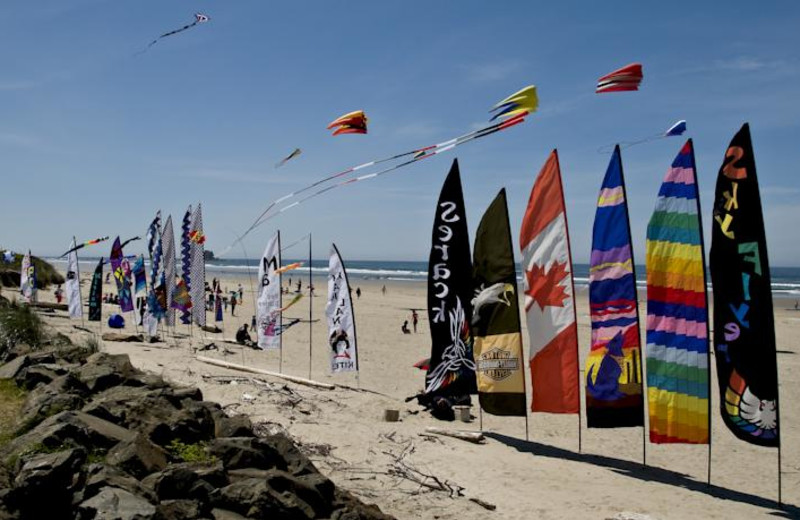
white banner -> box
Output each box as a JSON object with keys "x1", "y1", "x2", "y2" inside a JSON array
[
  {"x1": 326, "y1": 244, "x2": 358, "y2": 373},
  {"x1": 66, "y1": 239, "x2": 83, "y2": 319},
  {"x1": 20, "y1": 251, "x2": 36, "y2": 303},
  {"x1": 256, "y1": 231, "x2": 281, "y2": 350}
]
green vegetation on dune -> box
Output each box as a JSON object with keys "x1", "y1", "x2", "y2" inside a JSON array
[{"x1": 0, "y1": 252, "x2": 65, "y2": 289}]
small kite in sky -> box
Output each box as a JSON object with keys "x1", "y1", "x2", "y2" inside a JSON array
[
  {"x1": 598, "y1": 120, "x2": 687, "y2": 153},
  {"x1": 328, "y1": 110, "x2": 368, "y2": 136},
  {"x1": 596, "y1": 63, "x2": 643, "y2": 93},
  {"x1": 59, "y1": 236, "x2": 110, "y2": 258},
  {"x1": 490, "y1": 85, "x2": 538, "y2": 121},
  {"x1": 142, "y1": 13, "x2": 210, "y2": 53},
  {"x1": 275, "y1": 148, "x2": 302, "y2": 169}
]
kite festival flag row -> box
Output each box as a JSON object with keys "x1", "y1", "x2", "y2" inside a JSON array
[
  {"x1": 326, "y1": 244, "x2": 359, "y2": 373},
  {"x1": 710, "y1": 123, "x2": 779, "y2": 447},
  {"x1": 190, "y1": 204, "x2": 206, "y2": 328},
  {"x1": 88, "y1": 259, "x2": 103, "y2": 322},
  {"x1": 425, "y1": 160, "x2": 477, "y2": 395},
  {"x1": 585, "y1": 146, "x2": 644, "y2": 428},
  {"x1": 519, "y1": 150, "x2": 580, "y2": 414},
  {"x1": 66, "y1": 239, "x2": 83, "y2": 320},
  {"x1": 472, "y1": 188, "x2": 527, "y2": 416},
  {"x1": 645, "y1": 139, "x2": 710, "y2": 444},
  {"x1": 256, "y1": 231, "x2": 281, "y2": 350},
  {"x1": 162, "y1": 216, "x2": 177, "y2": 327}
]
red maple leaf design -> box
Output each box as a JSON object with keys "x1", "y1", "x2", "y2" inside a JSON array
[{"x1": 524, "y1": 261, "x2": 570, "y2": 311}]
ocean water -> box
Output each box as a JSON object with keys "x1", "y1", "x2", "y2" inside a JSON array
[{"x1": 48, "y1": 258, "x2": 800, "y2": 299}]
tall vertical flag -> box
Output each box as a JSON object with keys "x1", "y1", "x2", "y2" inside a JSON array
[
  {"x1": 88, "y1": 258, "x2": 103, "y2": 322},
  {"x1": 162, "y1": 216, "x2": 177, "y2": 326},
  {"x1": 180, "y1": 205, "x2": 193, "y2": 324},
  {"x1": 520, "y1": 150, "x2": 579, "y2": 413},
  {"x1": 20, "y1": 251, "x2": 36, "y2": 303},
  {"x1": 710, "y1": 124, "x2": 778, "y2": 446},
  {"x1": 585, "y1": 146, "x2": 644, "y2": 428},
  {"x1": 66, "y1": 239, "x2": 83, "y2": 319},
  {"x1": 425, "y1": 160, "x2": 477, "y2": 395},
  {"x1": 326, "y1": 244, "x2": 359, "y2": 373},
  {"x1": 646, "y1": 140, "x2": 710, "y2": 444},
  {"x1": 256, "y1": 231, "x2": 281, "y2": 349},
  {"x1": 146, "y1": 212, "x2": 165, "y2": 320},
  {"x1": 133, "y1": 256, "x2": 147, "y2": 297},
  {"x1": 110, "y1": 237, "x2": 134, "y2": 313},
  {"x1": 472, "y1": 189, "x2": 527, "y2": 416},
  {"x1": 190, "y1": 204, "x2": 206, "y2": 327}
]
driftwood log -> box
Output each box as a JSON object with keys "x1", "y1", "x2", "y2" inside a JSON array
[
  {"x1": 424, "y1": 427, "x2": 486, "y2": 444},
  {"x1": 101, "y1": 333, "x2": 144, "y2": 342},
  {"x1": 196, "y1": 356, "x2": 335, "y2": 390}
]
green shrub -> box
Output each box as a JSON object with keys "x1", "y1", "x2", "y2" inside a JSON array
[
  {"x1": 167, "y1": 440, "x2": 216, "y2": 464},
  {"x1": 0, "y1": 302, "x2": 45, "y2": 350}
]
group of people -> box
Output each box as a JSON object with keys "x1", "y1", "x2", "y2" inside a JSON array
[
  {"x1": 401, "y1": 310, "x2": 419, "y2": 334},
  {"x1": 203, "y1": 279, "x2": 245, "y2": 316}
]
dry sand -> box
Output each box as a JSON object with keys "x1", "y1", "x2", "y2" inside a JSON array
[{"x1": 22, "y1": 269, "x2": 800, "y2": 519}]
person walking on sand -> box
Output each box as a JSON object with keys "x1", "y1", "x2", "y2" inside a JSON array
[
  {"x1": 412, "y1": 310, "x2": 419, "y2": 333},
  {"x1": 356, "y1": 287, "x2": 361, "y2": 299},
  {"x1": 381, "y1": 285, "x2": 386, "y2": 296},
  {"x1": 54, "y1": 285, "x2": 63, "y2": 304},
  {"x1": 238, "y1": 284, "x2": 244, "y2": 303},
  {"x1": 230, "y1": 293, "x2": 237, "y2": 316}
]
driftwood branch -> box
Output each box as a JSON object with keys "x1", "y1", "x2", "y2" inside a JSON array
[
  {"x1": 424, "y1": 427, "x2": 486, "y2": 444},
  {"x1": 196, "y1": 356, "x2": 335, "y2": 390}
]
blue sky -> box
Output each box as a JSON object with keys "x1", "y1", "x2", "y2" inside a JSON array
[{"x1": 2, "y1": 1, "x2": 799, "y2": 265}]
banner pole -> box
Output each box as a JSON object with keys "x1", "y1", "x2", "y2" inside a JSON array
[
  {"x1": 308, "y1": 232, "x2": 313, "y2": 380},
  {"x1": 278, "y1": 231, "x2": 283, "y2": 374}
]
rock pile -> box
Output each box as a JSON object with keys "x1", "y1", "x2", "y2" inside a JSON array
[{"x1": 0, "y1": 346, "x2": 393, "y2": 519}]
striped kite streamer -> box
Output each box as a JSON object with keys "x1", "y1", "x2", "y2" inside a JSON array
[
  {"x1": 585, "y1": 145, "x2": 644, "y2": 428},
  {"x1": 645, "y1": 139, "x2": 710, "y2": 444},
  {"x1": 596, "y1": 63, "x2": 643, "y2": 93},
  {"x1": 162, "y1": 216, "x2": 177, "y2": 327}
]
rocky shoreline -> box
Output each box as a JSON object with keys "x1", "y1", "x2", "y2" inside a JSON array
[{"x1": 0, "y1": 338, "x2": 394, "y2": 519}]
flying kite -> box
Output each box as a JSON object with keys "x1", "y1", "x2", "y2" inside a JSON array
[
  {"x1": 598, "y1": 120, "x2": 688, "y2": 153},
  {"x1": 120, "y1": 236, "x2": 141, "y2": 250},
  {"x1": 276, "y1": 262, "x2": 303, "y2": 275},
  {"x1": 328, "y1": 111, "x2": 368, "y2": 136},
  {"x1": 275, "y1": 148, "x2": 302, "y2": 169},
  {"x1": 489, "y1": 85, "x2": 538, "y2": 121},
  {"x1": 141, "y1": 13, "x2": 210, "y2": 53},
  {"x1": 59, "y1": 236, "x2": 110, "y2": 258},
  {"x1": 596, "y1": 63, "x2": 643, "y2": 93},
  {"x1": 223, "y1": 86, "x2": 533, "y2": 254}
]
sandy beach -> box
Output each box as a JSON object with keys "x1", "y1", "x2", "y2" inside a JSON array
[{"x1": 22, "y1": 268, "x2": 800, "y2": 519}]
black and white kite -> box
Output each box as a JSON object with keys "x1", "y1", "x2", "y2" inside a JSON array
[{"x1": 140, "y1": 13, "x2": 210, "y2": 54}]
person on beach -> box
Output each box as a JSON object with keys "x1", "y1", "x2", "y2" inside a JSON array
[
  {"x1": 251, "y1": 315, "x2": 256, "y2": 329},
  {"x1": 105, "y1": 273, "x2": 110, "y2": 284},
  {"x1": 356, "y1": 287, "x2": 361, "y2": 299},
  {"x1": 402, "y1": 320, "x2": 411, "y2": 334},
  {"x1": 230, "y1": 293, "x2": 237, "y2": 316},
  {"x1": 296, "y1": 280, "x2": 302, "y2": 293},
  {"x1": 235, "y1": 324, "x2": 254, "y2": 347},
  {"x1": 381, "y1": 285, "x2": 386, "y2": 296},
  {"x1": 54, "y1": 285, "x2": 63, "y2": 304},
  {"x1": 412, "y1": 310, "x2": 419, "y2": 333},
  {"x1": 238, "y1": 284, "x2": 243, "y2": 302}
]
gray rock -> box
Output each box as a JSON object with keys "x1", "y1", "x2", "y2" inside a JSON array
[
  {"x1": 209, "y1": 437, "x2": 287, "y2": 472},
  {"x1": 154, "y1": 499, "x2": 203, "y2": 520},
  {"x1": 83, "y1": 464, "x2": 157, "y2": 504},
  {"x1": 10, "y1": 448, "x2": 86, "y2": 519},
  {"x1": 0, "y1": 356, "x2": 28, "y2": 379},
  {"x1": 76, "y1": 486, "x2": 156, "y2": 520},
  {"x1": 17, "y1": 374, "x2": 87, "y2": 432},
  {"x1": 210, "y1": 509, "x2": 247, "y2": 520},
  {"x1": 73, "y1": 353, "x2": 141, "y2": 393},
  {"x1": 142, "y1": 462, "x2": 227, "y2": 501},
  {"x1": 213, "y1": 414, "x2": 253, "y2": 438},
  {"x1": 214, "y1": 471, "x2": 330, "y2": 519},
  {"x1": 14, "y1": 363, "x2": 70, "y2": 390},
  {"x1": 107, "y1": 434, "x2": 169, "y2": 480}
]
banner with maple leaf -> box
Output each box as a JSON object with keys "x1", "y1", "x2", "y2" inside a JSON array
[{"x1": 519, "y1": 150, "x2": 580, "y2": 414}]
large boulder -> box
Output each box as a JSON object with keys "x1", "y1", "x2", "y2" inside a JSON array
[
  {"x1": 154, "y1": 499, "x2": 204, "y2": 520},
  {"x1": 17, "y1": 373, "x2": 88, "y2": 432},
  {"x1": 76, "y1": 486, "x2": 156, "y2": 520},
  {"x1": 106, "y1": 434, "x2": 169, "y2": 480},
  {"x1": 7, "y1": 448, "x2": 86, "y2": 519},
  {"x1": 0, "y1": 356, "x2": 28, "y2": 379},
  {"x1": 209, "y1": 437, "x2": 288, "y2": 472},
  {"x1": 83, "y1": 464, "x2": 157, "y2": 504},
  {"x1": 73, "y1": 353, "x2": 143, "y2": 393},
  {"x1": 141, "y1": 462, "x2": 227, "y2": 501},
  {"x1": 214, "y1": 473, "x2": 329, "y2": 520}
]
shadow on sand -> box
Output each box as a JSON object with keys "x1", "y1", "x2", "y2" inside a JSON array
[{"x1": 485, "y1": 432, "x2": 797, "y2": 518}]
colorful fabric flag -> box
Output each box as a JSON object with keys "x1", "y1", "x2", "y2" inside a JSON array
[
  {"x1": 276, "y1": 262, "x2": 303, "y2": 275},
  {"x1": 20, "y1": 251, "x2": 36, "y2": 303},
  {"x1": 646, "y1": 139, "x2": 710, "y2": 444},
  {"x1": 66, "y1": 239, "x2": 83, "y2": 319},
  {"x1": 519, "y1": 150, "x2": 579, "y2": 414},
  {"x1": 110, "y1": 237, "x2": 134, "y2": 313},
  {"x1": 280, "y1": 293, "x2": 304, "y2": 312},
  {"x1": 133, "y1": 256, "x2": 147, "y2": 297},
  {"x1": 596, "y1": 63, "x2": 643, "y2": 93},
  {"x1": 180, "y1": 205, "x2": 193, "y2": 324},
  {"x1": 146, "y1": 212, "x2": 165, "y2": 320},
  {"x1": 88, "y1": 259, "x2": 103, "y2": 322},
  {"x1": 162, "y1": 216, "x2": 177, "y2": 326},
  {"x1": 585, "y1": 145, "x2": 644, "y2": 428},
  {"x1": 190, "y1": 204, "x2": 206, "y2": 327},
  {"x1": 710, "y1": 123, "x2": 779, "y2": 447},
  {"x1": 327, "y1": 244, "x2": 358, "y2": 373},
  {"x1": 472, "y1": 189, "x2": 526, "y2": 416},
  {"x1": 59, "y1": 236, "x2": 109, "y2": 258},
  {"x1": 256, "y1": 231, "x2": 281, "y2": 350},
  {"x1": 425, "y1": 160, "x2": 477, "y2": 395}
]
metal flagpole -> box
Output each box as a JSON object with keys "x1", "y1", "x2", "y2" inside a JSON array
[
  {"x1": 308, "y1": 233, "x2": 313, "y2": 380},
  {"x1": 278, "y1": 231, "x2": 283, "y2": 374}
]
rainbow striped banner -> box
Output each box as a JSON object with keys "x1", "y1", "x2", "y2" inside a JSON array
[
  {"x1": 585, "y1": 146, "x2": 643, "y2": 428},
  {"x1": 645, "y1": 139, "x2": 709, "y2": 444}
]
